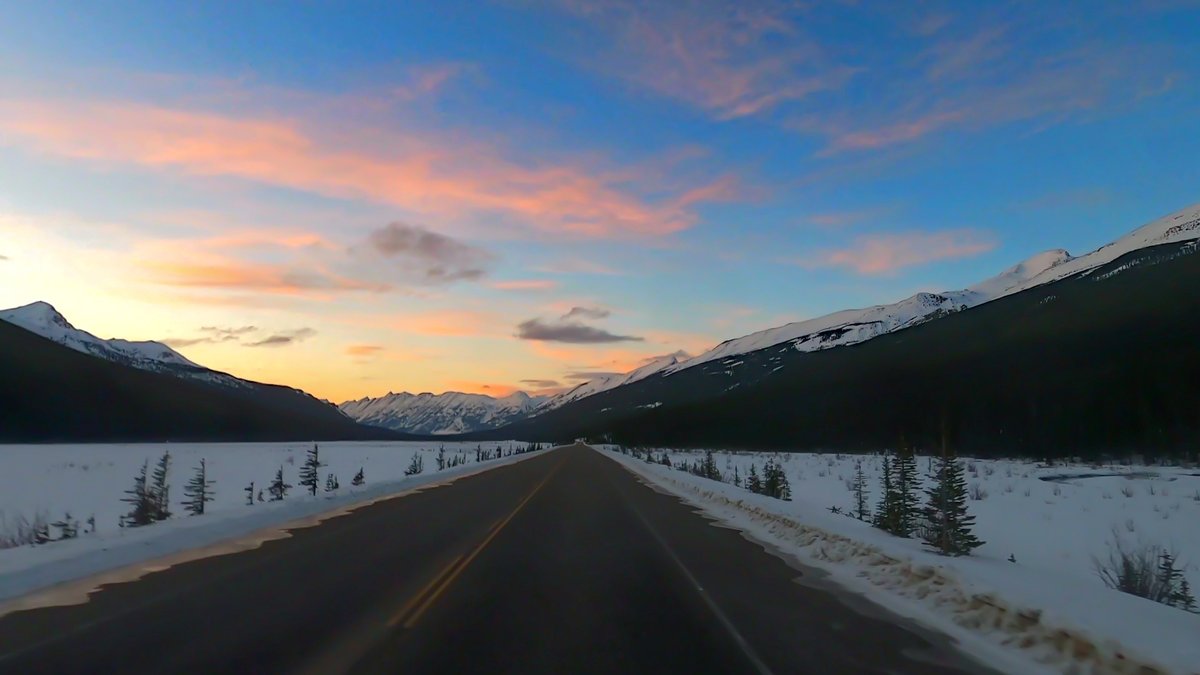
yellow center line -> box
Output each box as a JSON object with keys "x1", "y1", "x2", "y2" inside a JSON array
[{"x1": 388, "y1": 459, "x2": 565, "y2": 629}]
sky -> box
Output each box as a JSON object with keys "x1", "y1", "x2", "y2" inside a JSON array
[{"x1": 1, "y1": 1, "x2": 1197, "y2": 403}]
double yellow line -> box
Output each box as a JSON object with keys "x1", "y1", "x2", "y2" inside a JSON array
[{"x1": 388, "y1": 460, "x2": 564, "y2": 629}]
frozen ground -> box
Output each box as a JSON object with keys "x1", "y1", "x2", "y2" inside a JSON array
[
  {"x1": 604, "y1": 447, "x2": 1200, "y2": 675},
  {"x1": 0, "y1": 441, "x2": 537, "y2": 604}
]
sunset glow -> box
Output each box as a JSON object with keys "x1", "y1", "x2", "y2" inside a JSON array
[{"x1": 2, "y1": 2, "x2": 1197, "y2": 402}]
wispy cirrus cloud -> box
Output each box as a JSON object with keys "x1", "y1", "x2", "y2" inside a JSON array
[
  {"x1": 345, "y1": 344, "x2": 385, "y2": 357},
  {"x1": 519, "y1": 378, "x2": 562, "y2": 389},
  {"x1": 547, "y1": 0, "x2": 850, "y2": 120},
  {"x1": 0, "y1": 94, "x2": 735, "y2": 238},
  {"x1": 563, "y1": 371, "x2": 622, "y2": 381},
  {"x1": 800, "y1": 229, "x2": 997, "y2": 275},
  {"x1": 488, "y1": 279, "x2": 559, "y2": 291},
  {"x1": 245, "y1": 327, "x2": 316, "y2": 348},
  {"x1": 135, "y1": 221, "x2": 490, "y2": 300}
]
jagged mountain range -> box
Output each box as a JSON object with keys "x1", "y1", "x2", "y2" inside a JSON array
[{"x1": 338, "y1": 391, "x2": 547, "y2": 435}]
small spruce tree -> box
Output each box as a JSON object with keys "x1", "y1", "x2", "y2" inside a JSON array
[
  {"x1": 299, "y1": 444, "x2": 322, "y2": 496},
  {"x1": 352, "y1": 467, "x2": 365, "y2": 486},
  {"x1": 746, "y1": 464, "x2": 763, "y2": 494},
  {"x1": 268, "y1": 466, "x2": 291, "y2": 501},
  {"x1": 893, "y1": 444, "x2": 920, "y2": 537},
  {"x1": 150, "y1": 450, "x2": 172, "y2": 521},
  {"x1": 121, "y1": 460, "x2": 155, "y2": 527},
  {"x1": 873, "y1": 454, "x2": 899, "y2": 533},
  {"x1": 436, "y1": 445, "x2": 447, "y2": 471},
  {"x1": 245, "y1": 480, "x2": 255, "y2": 506},
  {"x1": 182, "y1": 458, "x2": 216, "y2": 516},
  {"x1": 405, "y1": 453, "x2": 424, "y2": 476},
  {"x1": 921, "y1": 451, "x2": 984, "y2": 556},
  {"x1": 852, "y1": 461, "x2": 870, "y2": 521}
]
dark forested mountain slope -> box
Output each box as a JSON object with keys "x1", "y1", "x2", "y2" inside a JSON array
[
  {"x1": 0, "y1": 320, "x2": 402, "y2": 442},
  {"x1": 491, "y1": 241, "x2": 1200, "y2": 458}
]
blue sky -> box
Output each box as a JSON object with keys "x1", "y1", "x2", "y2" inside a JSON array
[{"x1": 1, "y1": 1, "x2": 1197, "y2": 400}]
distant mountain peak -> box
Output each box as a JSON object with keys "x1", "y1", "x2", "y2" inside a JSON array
[
  {"x1": 338, "y1": 389, "x2": 548, "y2": 434},
  {"x1": 1, "y1": 301, "x2": 202, "y2": 373}
]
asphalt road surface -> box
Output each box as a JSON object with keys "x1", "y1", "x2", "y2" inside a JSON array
[{"x1": 0, "y1": 445, "x2": 998, "y2": 674}]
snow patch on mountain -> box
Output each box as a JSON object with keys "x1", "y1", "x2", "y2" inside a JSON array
[
  {"x1": 339, "y1": 390, "x2": 548, "y2": 434},
  {"x1": 536, "y1": 351, "x2": 689, "y2": 412},
  {"x1": 0, "y1": 301, "x2": 266, "y2": 392},
  {"x1": 666, "y1": 204, "x2": 1199, "y2": 376},
  {"x1": 1, "y1": 302, "x2": 204, "y2": 370}
]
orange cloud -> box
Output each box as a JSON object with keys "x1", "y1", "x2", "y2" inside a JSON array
[
  {"x1": 396, "y1": 310, "x2": 498, "y2": 337},
  {"x1": 0, "y1": 98, "x2": 728, "y2": 237},
  {"x1": 140, "y1": 259, "x2": 389, "y2": 294},
  {"x1": 345, "y1": 344, "x2": 385, "y2": 356},
  {"x1": 447, "y1": 381, "x2": 521, "y2": 397},
  {"x1": 803, "y1": 230, "x2": 997, "y2": 275}
]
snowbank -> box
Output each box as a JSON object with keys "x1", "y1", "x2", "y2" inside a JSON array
[
  {"x1": 602, "y1": 447, "x2": 1200, "y2": 675},
  {"x1": 0, "y1": 441, "x2": 541, "y2": 607}
]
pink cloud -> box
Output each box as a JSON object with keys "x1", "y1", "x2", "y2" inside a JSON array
[
  {"x1": 804, "y1": 229, "x2": 997, "y2": 275},
  {"x1": 548, "y1": 1, "x2": 851, "y2": 120},
  {"x1": 0, "y1": 98, "x2": 732, "y2": 238},
  {"x1": 488, "y1": 279, "x2": 559, "y2": 291}
]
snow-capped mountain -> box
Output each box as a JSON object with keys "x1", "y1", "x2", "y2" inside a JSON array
[
  {"x1": 664, "y1": 249, "x2": 1073, "y2": 377},
  {"x1": 536, "y1": 351, "x2": 690, "y2": 412},
  {"x1": 524, "y1": 203, "x2": 1200, "y2": 416},
  {"x1": 0, "y1": 301, "x2": 311, "y2": 395},
  {"x1": 339, "y1": 390, "x2": 548, "y2": 435},
  {"x1": 662, "y1": 204, "x2": 1200, "y2": 377},
  {"x1": 1, "y1": 301, "x2": 204, "y2": 372}
]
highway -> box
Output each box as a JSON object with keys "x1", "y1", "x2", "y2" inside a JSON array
[{"x1": 0, "y1": 445, "x2": 996, "y2": 674}]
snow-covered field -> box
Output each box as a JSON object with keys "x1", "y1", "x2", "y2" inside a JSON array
[
  {"x1": 0, "y1": 441, "x2": 536, "y2": 605},
  {"x1": 605, "y1": 447, "x2": 1200, "y2": 675}
]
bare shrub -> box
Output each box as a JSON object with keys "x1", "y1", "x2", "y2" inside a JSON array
[
  {"x1": 1121, "y1": 485, "x2": 1135, "y2": 498},
  {"x1": 0, "y1": 510, "x2": 50, "y2": 549},
  {"x1": 1093, "y1": 532, "x2": 1196, "y2": 610},
  {"x1": 969, "y1": 483, "x2": 988, "y2": 501}
]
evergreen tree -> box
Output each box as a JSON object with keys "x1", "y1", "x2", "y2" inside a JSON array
[
  {"x1": 299, "y1": 444, "x2": 322, "y2": 496},
  {"x1": 893, "y1": 445, "x2": 920, "y2": 537},
  {"x1": 732, "y1": 464, "x2": 741, "y2": 488},
  {"x1": 852, "y1": 461, "x2": 870, "y2": 521},
  {"x1": 436, "y1": 445, "x2": 447, "y2": 471},
  {"x1": 150, "y1": 450, "x2": 172, "y2": 521},
  {"x1": 405, "y1": 454, "x2": 424, "y2": 476},
  {"x1": 121, "y1": 460, "x2": 155, "y2": 526},
  {"x1": 746, "y1": 464, "x2": 763, "y2": 494},
  {"x1": 701, "y1": 450, "x2": 722, "y2": 481},
  {"x1": 268, "y1": 467, "x2": 291, "y2": 501},
  {"x1": 352, "y1": 467, "x2": 365, "y2": 486},
  {"x1": 873, "y1": 454, "x2": 899, "y2": 533},
  {"x1": 763, "y1": 459, "x2": 792, "y2": 500},
  {"x1": 921, "y1": 451, "x2": 984, "y2": 555},
  {"x1": 325, "y1": 473, "x2": 339, "y2": 492},
  {"x1": 182, "y1": 458, "x2": 215, "y2": 516},
  {"x1": 245, "y1": 481, "x2": 255, "y2": 506}
]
